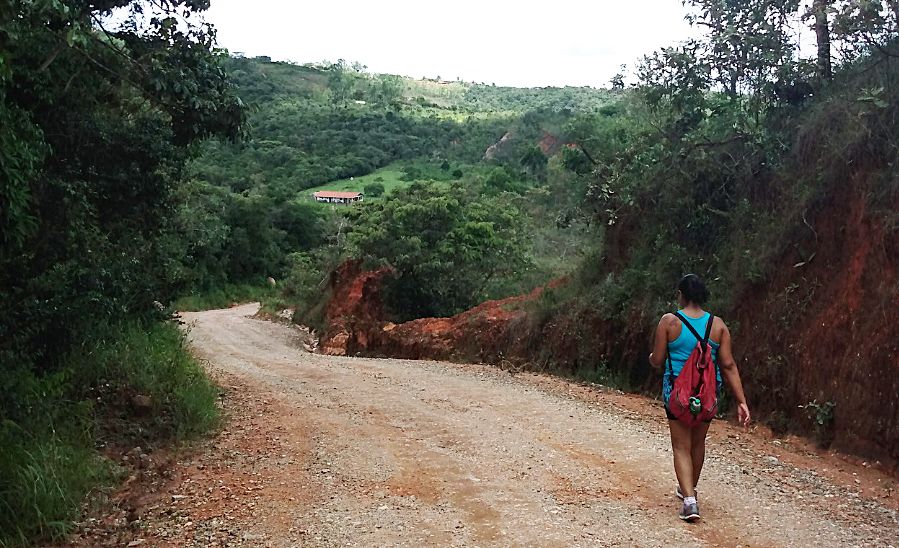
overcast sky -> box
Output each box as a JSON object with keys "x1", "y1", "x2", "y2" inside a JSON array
[{"x1": 204, "y1": 0, "x2": 699, "y2": 88}]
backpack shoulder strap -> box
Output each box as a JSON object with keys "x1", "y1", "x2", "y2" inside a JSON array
[{"x1": 703, "y1": 314, "x2": 715, "y2": 344}]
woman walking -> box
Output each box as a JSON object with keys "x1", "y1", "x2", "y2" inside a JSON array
[{"x1": 649, "y1": 274, "x2": 751, "y2": 521}]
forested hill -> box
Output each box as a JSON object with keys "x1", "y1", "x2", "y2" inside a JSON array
[
  {"x1": 179, "y1": 56, "x2": 615, "y2": 301},
  {"x1": 192, "y1": 56, "x2": 614, "y2": 195}
]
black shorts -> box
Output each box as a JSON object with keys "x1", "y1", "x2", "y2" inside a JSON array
[{"x1": 665, "y1": 404, "x2": 713, "y2": 423}]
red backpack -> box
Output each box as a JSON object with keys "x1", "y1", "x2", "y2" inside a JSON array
[{"x1": 667, "y1": 312, "x2": 718, "y2": 426}]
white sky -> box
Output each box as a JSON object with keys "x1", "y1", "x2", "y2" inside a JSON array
[{"x1": 204, "y1": 0, "x2": 700, "y2": 88}]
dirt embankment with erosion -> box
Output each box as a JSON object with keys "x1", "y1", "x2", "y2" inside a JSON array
[
  {"x1": 319, "y1": 173, "x2": 899, "y2": 472},
  {"x1": 71, "y1": 304, "x2": 898, "y2": 546}
]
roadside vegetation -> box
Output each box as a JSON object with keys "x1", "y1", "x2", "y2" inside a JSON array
[
  {"x1": 0, "y1": 1, "x2": 241, "y2": 544},
  {"x1": 173, "y1": 283, "x2": 277, "y2": 312},
  {"x1": 1, "y1": 322, "x2": 219, "y2": 545},
  {"x1": 525, "y1": 0, "x2": 899, "y2": 361}
]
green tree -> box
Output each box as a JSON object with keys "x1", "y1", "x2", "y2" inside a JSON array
[
  {"x1": 520, "y1": 145, "x2": 548, "y2": 180},
  {"x1": 832, "y1": 0, "x2": 899, "y2": 59},
  {"x1": 328, "y1": 59, "x2": 356, "y2": 106},
  {"x1": 560, "y1": 146, "x2": 593, "y2": 175},
  {"x1": 485, "y1": 167, "x2": 515, "y2": 192},
  {"x1": 373, "y1": 74, "x2": 404, "y2": 108},
  {"x1": 0, "y1": 0, "x2": 245, "y2": 381},
  {"x1": 364, "y1": 181, "x2": 386, "y2": 197},
  {"x1": 401, "y1": 164, "x2": 423, "y2": 181},
  {"x1": 345, "y1": 183, "x2": 530, "y2": 319},
  {"x1": 812, "y1": 0, "x2": 834, "y2": 80},
  {"x1": 610, "y1": 65, "x2": 626, "y2": 90},
  {"x1": 680, "y1": 0, "x2": 803, "y2": 100}
]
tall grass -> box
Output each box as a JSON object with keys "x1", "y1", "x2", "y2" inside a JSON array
[
  {"x1": 0, "y1": 321, "x2": 218, "y2": 546},
  {"x1": 0, "y1": 423, "x2": 109, "y2": 546},
  {"x1": 69, "y1": 322, "x2": 221, "y2": 439}
]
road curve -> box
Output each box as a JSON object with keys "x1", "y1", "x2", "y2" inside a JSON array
[{"x1": 167, "y1": 303, "x2": 898, "y2": 547}]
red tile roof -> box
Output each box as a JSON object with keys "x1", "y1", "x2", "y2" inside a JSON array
[{"x1": 313, "y1": 191, "x2": 363, "y2": 199}]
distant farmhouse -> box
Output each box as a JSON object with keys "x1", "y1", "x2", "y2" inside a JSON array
[{"x1": 313, "y1": 190, "x2": 364, "y2": 204}]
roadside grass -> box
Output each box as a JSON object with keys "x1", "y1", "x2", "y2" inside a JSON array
[
  {"x1": 73, "y1": 322, "x2": 221, "y2": 440},
  {"x1": 174, "y1": 283, "x2": 276, "y2": 312},
  {"x1": 0, "y1": 322, "x2": 219, "y2": 546},
  {"x1": 0, "y1": 422, "x2": 109, "y2": 546},
  {"x1": 572, "y1": 362, "x2": 634, "y2": 393}
]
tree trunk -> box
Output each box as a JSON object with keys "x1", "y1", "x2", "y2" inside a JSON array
[{"x1": 813, "y1": 0, "x2": 832, "y2": 80}]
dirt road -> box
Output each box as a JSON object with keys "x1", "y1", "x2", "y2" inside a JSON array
[{"x1": 80, "y1": 304, "x2": 899, "y2": 546}]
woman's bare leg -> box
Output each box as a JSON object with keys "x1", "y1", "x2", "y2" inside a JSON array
[
  {"x1": 690, "y1": 421, "x2": 711, "y2": 490},
  {"x1": 668, "y1": 419, "x2": 696, "y2": 498}
]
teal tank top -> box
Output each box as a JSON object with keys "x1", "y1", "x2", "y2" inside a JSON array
[{"x1": 662, "y1": 311, "x2": 721, "y2": 403}]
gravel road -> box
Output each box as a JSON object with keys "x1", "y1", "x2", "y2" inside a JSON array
[{"x1": 97, "y1": 303, "x2": 898, "y2": 547}]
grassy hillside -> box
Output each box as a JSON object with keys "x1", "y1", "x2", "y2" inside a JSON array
[{"x1": 305, "y1": 162, "x2": 414, "y2": 198}]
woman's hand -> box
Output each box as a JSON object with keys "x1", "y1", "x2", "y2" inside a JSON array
[{"x1": 737, "y1": 402, "x2": 751, "y2": 428}]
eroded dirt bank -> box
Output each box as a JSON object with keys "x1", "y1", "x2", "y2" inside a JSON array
[{"x1": 70, "y1": 304, "x2": 898, "y2": 547}]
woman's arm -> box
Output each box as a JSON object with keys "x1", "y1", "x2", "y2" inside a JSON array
[
  {"x1": 648, "y1": 313, "x2": 674, "y2": 369},
  {"x1": 717, "y1": 320, "x2": 751, "y2": 427}
]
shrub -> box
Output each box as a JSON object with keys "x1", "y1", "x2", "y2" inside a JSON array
[
  {"x1": 400, "y1": 165, "x2": 422, "y2": 181},
  {"x1": 363, "y1": 181, "x2": 386, "y2": 197},
  {"x1": 345, "y1": 182, "x2": 531, "y2": 320},
  {"x1": 280, "y1": 252, "x2": 331, "y2": 332},
  {"x1": 799, "y1": 399, "x2": 836, "y2": 447}
]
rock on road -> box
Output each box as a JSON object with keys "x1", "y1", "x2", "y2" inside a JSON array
[{"x1": 146, "y1": 304, "x2": 897, "y2": 547}]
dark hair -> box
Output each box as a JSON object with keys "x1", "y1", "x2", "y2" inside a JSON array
[{"x1": 678, "y1": 274, "x2": 709, "y2": 305}]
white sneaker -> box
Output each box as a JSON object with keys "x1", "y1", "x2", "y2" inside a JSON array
[{"x1": 679, "y1": 500, "x2": 700, "y2": 522}]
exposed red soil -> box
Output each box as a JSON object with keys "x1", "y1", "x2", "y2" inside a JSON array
[
  {"x1": 537, "y1": 132, "x2": 574, "y2": 156},
  {"x1": 319, "y1": 260, "x2": 392, "y2": 356},
  {"x1": 319, "y1": 261, "x2": 567, "y2": 363},
  {"x1": 66, "y1": 371, "x2": 318, "y2": 547},
  {"x1": 376, "y1": 289, "x2": 537, "y2": 362},
  {"x1": 734, "y1": 177, "x2": 899, "y2": 466}
]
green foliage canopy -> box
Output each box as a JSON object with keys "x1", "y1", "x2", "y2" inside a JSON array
[{"x1": 345, "y1": 183, "x2": 531, "y2": 320}]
